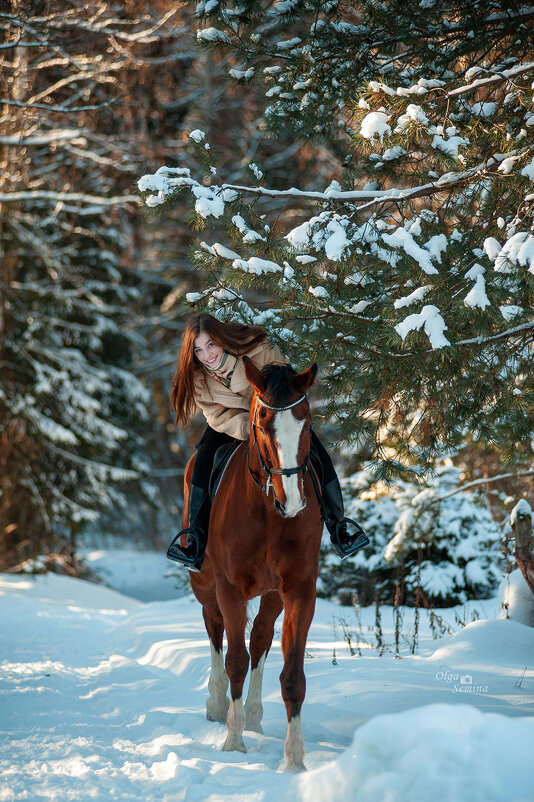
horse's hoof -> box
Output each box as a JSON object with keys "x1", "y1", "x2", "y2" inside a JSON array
[
  {"x1": 286, "y1": 760, "x2": 306, "y2": 773},
  {"x1": 245, "y1": 720, "x2": 263, "y2": 734},
  {"x1": 245, "y1": 716, "x2": 263, "y2": 735},
  {"x1": 207, "y1": 711, "x2": 226, "y2": 724},
  {"x1": 244, "y1": 701, "x2": 263, "y2": 733},
  {"x1": 206, "y1": 698, "x2": 230, "y2": 724},
  {"x1": 222, "y1": 736, "x2": 247, "y2": 753}
]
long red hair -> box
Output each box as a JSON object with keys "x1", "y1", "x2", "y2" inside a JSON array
[{"x1": 170, "y1": 313, "x2": 267, "y2": 426}]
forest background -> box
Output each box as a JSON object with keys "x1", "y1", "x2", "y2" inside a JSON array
[{"x1": 1, "y1": 0, "x2": 533, "y2": 611}]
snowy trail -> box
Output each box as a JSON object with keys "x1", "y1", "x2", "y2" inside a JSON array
[{"x1": 2, "y1": 573, "x2": 534, "y2": 802}]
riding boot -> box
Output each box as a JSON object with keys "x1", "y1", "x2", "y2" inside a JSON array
[
  {"x1": 166, "y1": 484, "x2": 210, "y2": 572},
  {"x1": 322, "y1": 477, "x2": 370, "y2": 559}
]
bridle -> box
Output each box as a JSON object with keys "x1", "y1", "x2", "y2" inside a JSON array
[{"x1": 247, "y1": 393, "x2": 310, "y2": 504}]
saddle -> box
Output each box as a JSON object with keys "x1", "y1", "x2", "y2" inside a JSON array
[{"x1": 208, "y1": 440, "x2": 241, "y2": 502}]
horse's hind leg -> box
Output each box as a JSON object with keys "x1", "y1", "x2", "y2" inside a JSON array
[
  {"x1": 279, "y1": 582, "x2": 316, "y2": 772},
  {"x1": 245, "y1": 590, "x2": 283, "y2": 733}
]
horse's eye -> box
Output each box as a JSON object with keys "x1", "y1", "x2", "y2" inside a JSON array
[{"x1": 259, "y1": 409, "x2": 267, "y2": 419}]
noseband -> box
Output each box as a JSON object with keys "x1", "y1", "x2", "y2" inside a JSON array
[{"x1": 247, "y1": 393, "x2": 310, "y2": 501}]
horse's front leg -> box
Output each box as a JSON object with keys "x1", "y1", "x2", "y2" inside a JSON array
[
  {"x1": 206, "y1": 625, "x2": 230, "y2": 724},
  {"x1": 217, "y1": 577, "x2": 249, "y2": 753},
  {"x1": 245, "y1": 590, "x2": 283, "y2": 733},
  {"x1": 279, "y1": 581, "x2": 317, "y2": 773},
  {"x1": 191, "y1": 574, "x2": 229, "y2": 724}
]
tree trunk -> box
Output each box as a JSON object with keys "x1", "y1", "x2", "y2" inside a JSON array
[{"x1": 512, "y1": 502, "x2": 534, "y2": 596}]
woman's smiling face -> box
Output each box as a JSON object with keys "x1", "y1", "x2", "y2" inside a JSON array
[{"x1": 193, "y1": 331, "x2": 224, "y2": 369}]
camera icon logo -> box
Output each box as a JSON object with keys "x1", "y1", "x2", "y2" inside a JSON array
[{"x1": 460, "y1": 674, "x2": 472, "y2": 685}]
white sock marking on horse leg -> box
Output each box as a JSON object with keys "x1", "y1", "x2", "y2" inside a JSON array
[
  {"x1": 284, "y1": 714, "x2": 306, "y2": 772},
  {"x1": 206, "y1": 640, "x2": 229, "y2": 723},
  {"x1": 244, "y1": 652, "x2": 266, "y2": 733},
  {"x1": 222, "y1": 697, "x2": 247, "y2": 753},
  {"x1": 274, "y1": 411, "x2": 305, "y2": 517}
]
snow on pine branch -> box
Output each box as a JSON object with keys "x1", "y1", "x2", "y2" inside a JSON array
[
  {"x1": 27, "y1": 409, "x2": 79, "y2": 445},
  {"x1": 485, "y1": 232, "x2": 534, "y2": 275},
  {"x1": 463, "y1": 274, "x2": 491, "y2": 310},
  {"x1": 196, "y1": 27, "x2": 232, "y2": 44},
  {"x1": 394, "y1": 305, "x2": 450, "y2": 350},
  {"x1": 394, "y1": 286, "x2": 432, "y2": 309},
  {"x1": 381, "y1": 227, "x2": 439, "y2": 276},
  {"x1": 232, "y1": 256, "x2": 283, "y2": 275}
]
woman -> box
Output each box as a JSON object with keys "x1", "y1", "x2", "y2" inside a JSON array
[{"x1": 168, "y1": 313, "x2": 369, "y2": 572}]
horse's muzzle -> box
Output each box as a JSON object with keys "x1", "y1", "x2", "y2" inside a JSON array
[{"x1": 275, "y1": 497, "x2": 306, "y2": 518}]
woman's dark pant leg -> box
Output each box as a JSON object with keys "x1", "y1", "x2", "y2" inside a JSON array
[
  {"x1": 309, "y1": 429, "x2": 344, "y2": 520},
  {"x1": 309, "y1": 429, "x2": 337, "y2": 485},
  {"x1": 309, "y1": 430, "x2": 370, "y2": 556},
  {"x1": 310, "y1": 429, "x2": 345, "y2": 530},
  {"x1": 192, "y1": 426, "x2": 236, "y2": 490},
  {"x1": 167, "y1": 426, "x2": 237, "y2": 570}
]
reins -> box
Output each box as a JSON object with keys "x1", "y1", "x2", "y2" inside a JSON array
[{"x1": 247, "y1": 393, "x2": 310, "y2": 500}]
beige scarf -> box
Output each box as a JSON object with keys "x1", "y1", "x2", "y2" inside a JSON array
[{"x1": 205, "y1": 351, "x2": 237, "y2": 388}]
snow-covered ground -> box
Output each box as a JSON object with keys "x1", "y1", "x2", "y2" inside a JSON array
[
  {"x1": 79, "y1": 548, "x2": 186, "y2": 603},
  {"x1": 2, "y1": 556, "x2": 534, "y2": 802}
]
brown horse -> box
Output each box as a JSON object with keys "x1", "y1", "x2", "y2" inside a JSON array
[{"x1": 183, "y1": 358, "x2": 322, "y2": 772}]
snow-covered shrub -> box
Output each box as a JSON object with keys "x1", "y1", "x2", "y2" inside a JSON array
[{"x1": 319, "y1": 466, "x2": 503, "y2": 607}]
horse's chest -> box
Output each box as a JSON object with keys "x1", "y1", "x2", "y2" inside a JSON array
[{"x1": 230, "y1": 565, "x2": 280, "y2": 599}]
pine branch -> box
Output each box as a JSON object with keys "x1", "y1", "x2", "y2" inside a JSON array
[
  {"x1": 46, "y1": 441, "x2": 140, "y2": 479},
  {"x1": 0, "y1": 97, "x2": 119, "y2": 113},
  {"x1": 448, "y1": 61, "x2": 534, "y2": 98},
  {"x1": 456, "y1": 320, "x2": 534, "y2": 348},
  {"x1": 175, "y1": 169, "x2": 483, "y2": 208},
  {"x1": 40, "y1": 8, "x2": 187, "y2": 43},
  {"x1": 0, "y1": 129, "x2": 86, "y2": 145},
  {"x1": 0, "y1": 190, "x2": 141, "y2": 206},
  {"x1": 438, "y1": 469, "x2": 534, "y2": 501}
]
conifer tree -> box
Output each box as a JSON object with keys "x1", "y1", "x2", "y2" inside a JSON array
[
  {"x1": 139, "y1": 0, "x2": 534, "y2": 479},
  {"x1": 0, "y1": 3, "x2": 190, "y2": 566},
  {"x1": 319, "y1": 466, "x2": 503, "y2": 606}
]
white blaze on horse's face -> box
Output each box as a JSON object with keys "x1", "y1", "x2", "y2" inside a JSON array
[{"x1": 273, "y1": 410, "x2": 306, "y2": 517}]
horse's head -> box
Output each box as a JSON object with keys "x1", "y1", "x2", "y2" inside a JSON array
[{"x1": 243, "y1": 357, "x2": 317, "y2": 518}]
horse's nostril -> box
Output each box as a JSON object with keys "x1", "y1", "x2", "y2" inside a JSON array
[{"x1": 276, "y1": 498, "x2": 306, "y2": 518}]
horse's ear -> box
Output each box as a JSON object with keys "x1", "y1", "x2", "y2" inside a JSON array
[
  {"x1": 293, "y1": 363, "x2": 317, "y2": 395},
  {"x1": 243, "y1": 355, "x2": 267, "y2": 394}
]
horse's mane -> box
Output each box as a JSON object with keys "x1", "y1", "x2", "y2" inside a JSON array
[{"x1": 260, "y1": 363, "x2": 297, "y2": 406}]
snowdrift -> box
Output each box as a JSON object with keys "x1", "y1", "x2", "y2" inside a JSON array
[{"x1": 1, "y1": 572, "x2": 533, "y2": 802}]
